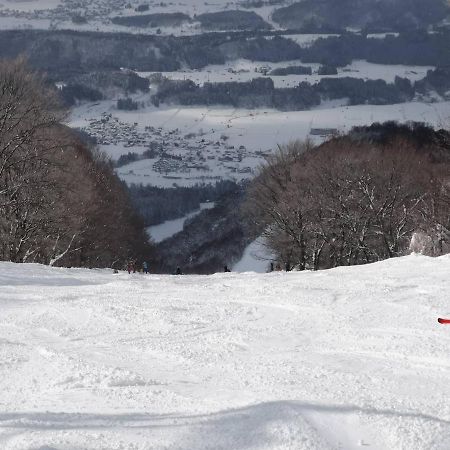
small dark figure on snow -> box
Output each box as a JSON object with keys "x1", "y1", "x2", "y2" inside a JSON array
[
  {"x1": 270, "y1": 262, "x2": 274, "y2": 272},
  {"x1": 127, "y1": 261, "x2": 135, "y2": 274},
  {"x1": 224, "y1": 265, "x2": 231, "y2": 272},
  {"x1": 176, "y1": 267, "x2": 183, "y2": 275},
  {"x1": 143, "y1": 261, "x2": 149, "y2": 274}
]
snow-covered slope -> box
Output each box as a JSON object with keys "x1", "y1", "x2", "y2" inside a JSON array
[
  {"x1": 1, "y1": 255, "x2": 450, "y2": 449},
  {"x1": 233, "y1": 237, "x2": 275, "y2": 273}
]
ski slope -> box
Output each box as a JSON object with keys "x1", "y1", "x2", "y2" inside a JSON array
[
  {"x1": 233, "y1": 237, "x2": 275, "y2": 273},
  {"x1": 1, "y1": 255, "x2": 450, "y2": 449}
]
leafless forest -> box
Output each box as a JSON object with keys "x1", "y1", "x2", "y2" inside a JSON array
[
  {"x1": 245, "y1": 124, "x2": 450, "y2": 270},
  {"x1": 0, "y1": 58, "x2": 152, "y2": 268}
]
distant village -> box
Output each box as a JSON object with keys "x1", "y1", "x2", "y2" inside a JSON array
[
  {"x1": 0, "y1": 0, "x2": 180, "y2": 28},
  {"x1": 0, "y1": 0, "x2": 133, "y2": 22},
  {"x1": 83, "y1": 113, "x2": 259, "y2": 184}
]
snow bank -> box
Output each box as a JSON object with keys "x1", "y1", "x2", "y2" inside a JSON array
[{"x1": 1, "y1": 255, "x2": 450, "y2": 449}]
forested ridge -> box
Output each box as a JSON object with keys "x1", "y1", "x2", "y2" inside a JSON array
[
  {"x1": 272, "y1": 0, "x2": 449, "y2": 31},
  {"x1": 245, "y1": 123, "x2": 450, "y2": 270},
  {"x1": 0, "y1": 58, "x2": 152, "y2": 268},
  {"x1": 0, "y1": 28, "x2": 449, "y2": 78}
]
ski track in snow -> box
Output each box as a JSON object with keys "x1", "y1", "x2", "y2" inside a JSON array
[{"x1": 1, "y1": 255, "x2": 450, "y2": 449}]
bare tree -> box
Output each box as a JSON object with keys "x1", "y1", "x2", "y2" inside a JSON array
[
  {"x1": 244, "y1": 125, "x2": 450, "y2": 270},
  {"x1": 0, "y1": 58, "x2": 153, "y2": 268},
  {"x1": 243, "y1": 140, "x2": 315, "y2": 270}
]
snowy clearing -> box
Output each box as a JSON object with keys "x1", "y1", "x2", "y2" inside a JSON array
[
  {"x1": 139, "y1": 60, "x2": 433, "y2": 89},
  {"x1": 1, "y1": 255, "x2": 450, "y2": 449}
]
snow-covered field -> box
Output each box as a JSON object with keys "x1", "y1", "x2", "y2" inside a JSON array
[
  {"x1": 1, "y1": 0, "x2": 61, "y2": 12},
  {"x1": 143, "y1": 60, "x2": 433, "y2": 89},
  {"x1": 70, "y1": 100, "x2": 450, "y2": 188},
  {"x1": 1, "y1": 255, "x2": 450, "y2": 449},
  {"x1": 0, "y1": 0, "x2": 296, "y2": 35}
]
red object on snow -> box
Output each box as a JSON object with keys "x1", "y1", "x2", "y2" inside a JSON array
[{"x1": 438, "y1": 318, "x2": 450, "y2": 324}]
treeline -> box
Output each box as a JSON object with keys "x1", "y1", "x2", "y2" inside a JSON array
[
  {"x1": 152, "y1": 73, "x2": 421, "y2": 110},
  {"x1": 1, "y1": 29, "x2": 450, "y2": 78},
  {"x1": 269, "y1": 65, "x2": 312, "y2": 76},
  {"x1": 60, "y1": 71, "x2": 149, "y2": 106},
  {"x1": 415, "y1": 67, "x2": 450, "y2": 98},
  {"x1": 115, "y1": 148, "x2": 159, "y2": 168},
  {"x1": 272, "y1": 0, "x2": 449, "y2": 32},
  {"x1": 111, "y1": 12, "x2": 190, "y2": 28},
  {"x1": 0, "y1": 58, "x2": 152, "y2": 268},
  {"x1": 196, "y1": 11, "x2": 271, "y2": 31},
  {"x1": 110, "y1": 10, "x2": 270, "y2": 31},
  {"x1": 244, "y1": 122, "x2": 450, "y2": 270},
  {"x1": 128, "y1": 180, "x2": 239, "y2": 226},
  {"x1": 301, "y1": 30, "x2": 450, "y2": 67}
]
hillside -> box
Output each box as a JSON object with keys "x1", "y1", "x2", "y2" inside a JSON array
[
  {"x1": 1, "y1": 255, "x2": 450, "y2": 449},
  {"x1": 272, "y1": 0, "x2": 449, "y2": 31}
]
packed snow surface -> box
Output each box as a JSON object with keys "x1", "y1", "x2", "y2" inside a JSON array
[{"x1": 1, "y1": 255, "x2": 450, "y2": 449}]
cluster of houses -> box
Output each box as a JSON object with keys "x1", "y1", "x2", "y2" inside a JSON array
[
  {"x1": 82, "y1": 113, "x2": 257, "y2": 183},
  {"x1": 0, "y1": 0, "x2": 143, "y2": 24},
  {"x1": 84, "y1": 114, "x2": 146, "y2": 147}
]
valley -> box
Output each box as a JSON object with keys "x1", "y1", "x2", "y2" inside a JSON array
[{"x1": 70, "y1": 100, "x2": 450, "y2": 189}]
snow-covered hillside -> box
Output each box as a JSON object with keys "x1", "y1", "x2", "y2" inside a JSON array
[
  {"x1": 1, "y1": 255, "x2": 450, "y2": 449},
  {"x1": 0, "y1": 0, "x2": 295, "y2": 35}
]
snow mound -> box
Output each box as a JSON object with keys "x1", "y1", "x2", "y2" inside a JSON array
[{"x1": 1, "y1": 255, "x2": 450, "y2": 449}]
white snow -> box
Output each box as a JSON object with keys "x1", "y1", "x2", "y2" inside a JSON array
[
  {"x1": 233, "y1": 237, "x2": 275, "y2": 273},
  {"x1": 147, "y1": 202, "x2": 215, "y2": 243},
  {"x1": 286, "y1": 33, "x2": 341, "y2": 47},
  {"x1": 1, "y1": 0, "x2": 61, "y2": 12},
  {"x1": 1, "y1": 255, "x2": 450, "y2": 449},
  {"x1": 139, "y1": 59, "x2": 433, "y2": 89},
  {"x1": 0, "y1": 0, "x2": 296, "y2": 35}
]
